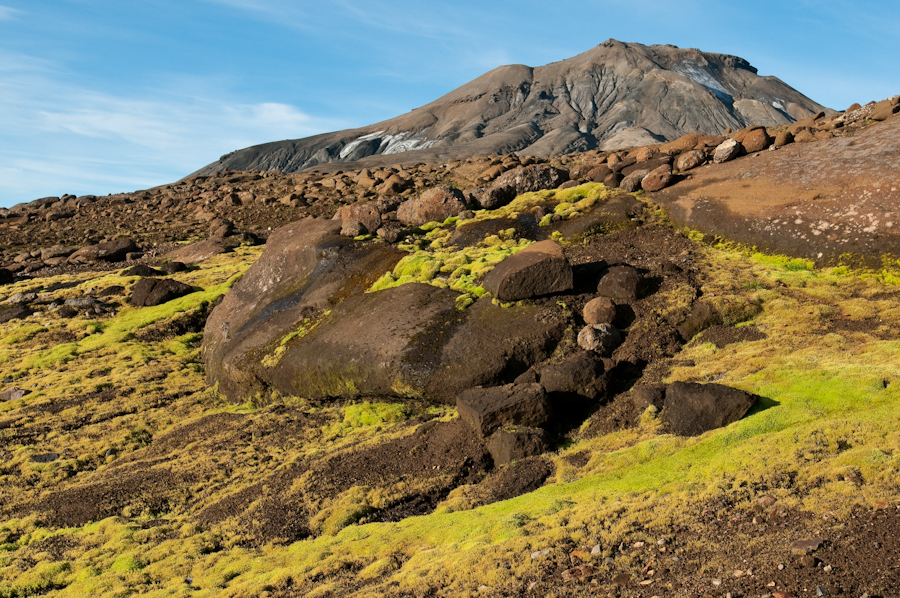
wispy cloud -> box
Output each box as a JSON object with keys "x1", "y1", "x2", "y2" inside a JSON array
[
  {"x1": 0, "y1": 5, "x2": 19, "y2": 20},
  {"x1": 0, "y1": 50, "x2": 342, "y2": 205}
]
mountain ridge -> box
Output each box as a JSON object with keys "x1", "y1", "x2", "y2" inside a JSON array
[{"x1": 190, "y1": 39, "x2": 829, "y2": 177}]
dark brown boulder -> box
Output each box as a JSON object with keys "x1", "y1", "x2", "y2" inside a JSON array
[
  {"x1": 68, "y1": 237, "x2": 139, "y2": 264},
  {"x1": 583, "y1": 296, "x2": 616, "y2": 325},
  {"x1": 0, "y1": 306, "x2": 31, "y2": 323},
  {"x1": 131, "y1": 278, "x2": 195, "y2": 307},
  {"x1": 482, "y1": 240, "x2": 573, "y2": 301},
  {"x1": 597, "y1": 265, "x2": 645, "y2": 301},
  {"x1": 486, "y1": 427, "x2": 547, "y2": 466},
  {"x1": 660, "y1": 382, "x2": 759, "y2": 436},
  {"x1": 474, "y1": 185, "x2": 516, "y2": 210},
  {"x1": 121, "y1": 264, "x2": 163, "y2": 277},
  {"x1": 0, "y1": 268, "x2": 12, "y2": 285},
  {"x1": 538, "y1": 351, "x2": 606, "y2": 400},
  {"x1": 457, "y1": 383, "x2": 550, "y2": 438},
  {"x1": 397, "y1": 186, "x2": 466, "y2": 226},
  {"x1": 641, "y1": 164, "x2": 674, "y2": 192},
  {"x1": 159, "y1": 261, "x2": 187, "y2": 274},
  {"x1": 774, "y1": 130, "x2": 794, "y2": 147},
  {"x1": 163, "y1": 239, "x2": 233, "y2": 264}
]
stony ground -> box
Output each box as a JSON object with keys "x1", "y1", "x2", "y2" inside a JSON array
[{"x1": 0, "y1": 97, "x2": 899, "y2": 597}]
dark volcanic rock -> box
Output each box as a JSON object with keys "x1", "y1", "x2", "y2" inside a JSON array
[
  {"x1": 583, "y1": 296, "x2": 616, "y2": 325},
  {"x1": 660, "y1": 381, "x2": 759, "y2": 436},
  {"x1": 577, "y1": 323, "x2": 622, "y2": 356},
  {"x1": 163, "y1": 239, "x2": 234, "y2": 264},
  {"x1": 597, "y1": 265, "x2": 645, "y2": 301},
  {"x1": 538, "y1": 351, "x2": 606, "y2": 400},
  {"x1": 68, "y1": 238, "x2": 139, "y2": 264},
  {"x1": 131, "y1": 278, "x2": 195, "y2": 307},
  {"x1": 340, "y1": 201, "x2": 382, "y2": 233},
  {"x1": 491, "y1": 164, "x2": 569, "y2": 195},
  {"x1": 486, "y1": 427, "x2": 548, "y2": 466},
  {"x1": 641, "y1": 164, "x2": 674, "y2": 192},
  {"x1": 457, "y1": 383, "x2": 550, "y2": 438},
  {"x1": 0, "y1": 269, "x2": 12, "y2": 285},
  {"x1": 122, "y1": 264, "x2": 164, "y2": 277},
  {"x1": 0, "y1": 306, "x2": 32, "y2": 323},
  {"x1": 482, "y1": 240, "x2": 573, "y2": 301}
]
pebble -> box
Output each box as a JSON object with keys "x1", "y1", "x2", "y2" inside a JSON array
[
  {"x1": 823, "y1": 564, "x2": 833, "y2": 572},
  {"x1": 530, "y1": 549, "x2": 550, "y2": 560},
  {"x1": 816, "y1": 587, "x2": 827, "y2": 596},
  {"x1": 590, "y1": 544, "x2": 602, "y2": 556}
]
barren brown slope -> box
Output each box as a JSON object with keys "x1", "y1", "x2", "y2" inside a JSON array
[
  {"x1": 651, "y1": 116, "x2": 900, "y2": 265},
  {"x1": 190, "y1": 39, "x2": 827, "y2": 177}
]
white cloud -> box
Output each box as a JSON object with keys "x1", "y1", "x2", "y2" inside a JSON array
[{"x1": 0, "y1": 50, "x2": 342, "y2": 206}]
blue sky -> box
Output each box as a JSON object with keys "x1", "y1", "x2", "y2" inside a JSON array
[{"x1": 1, "y1": 0, "x2": 898, "y2": 208}]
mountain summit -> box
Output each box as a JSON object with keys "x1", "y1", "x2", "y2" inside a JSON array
[{"x1": 192, "y1": 39, "x2": 828, "y2": 175}]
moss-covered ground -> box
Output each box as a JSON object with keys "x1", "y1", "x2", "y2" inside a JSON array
[{"x1": 1, "y1": 213, "x2": 900, "y2": 596}]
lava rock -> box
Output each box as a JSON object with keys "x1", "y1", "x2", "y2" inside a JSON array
[
  {"x1": 456, "y1": 383, "x2": 551, "y2": 438},
  {"x1": 583, "y1": 296, "x2": 616, "y2": 325},
  {"x1": 68, "y1": 237, "x2": 139, "y2": 264},
  {"x1": 660, "y1": 381, "x2": 759, "y2": 436},
  {"x1": 121, "y1": 264, "x2": 163, "y2": 277},
  {"x1": 620, "y1": 169, "x2": 651, "y2": 192},
  {"x1": 486, "y1": 426, "x2": 548, "y2": 466},
  {"x1": 596, "y1": 265, "x2": 645, "y2": 301},
  {"x1": 577, "y1": 323, "x2": 622, "y2": 356},
  {"x1": 397, "y1": 186, "x2": 466, "y2": 226},
  {"x1": 641, "y1": 164, "x2": 674, "y2": 192},
  {"x1": 538, "y1": 351, "x2": 607, "y2": 400},
  {"x1": 131, "y1": 278, "x2": 195, "y2": 307},
  {"x1": 482, "y1": 240, "x2": 573, "y2": 301}
]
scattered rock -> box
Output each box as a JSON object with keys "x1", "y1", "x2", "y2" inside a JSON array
[
  {"x1": 0, "y1": 387, "x2": 29, "y2": 402},
  {"x1": 583, "y1": 296, "x2": 616, "y2": 325},
  {"x1": 121, "y1": 264, "x2": 164, "y2": 277},
  {"x1": 596, "y1": 265, "x2": 645, "y2": 301},
  {"x1": 482, "y1": 240, "x2": 573, "y2": 301},
  {"x1": 538, "y1": 351, "x2": 606, "y2": 400},
  {"x1": 340, "y1": 201, "x2": 382, "y2": 233},
  {"x1": 741, "y1": 128, "x2": 773, "y2": 153},
  {"x1": 397, "y1": 186, "x2": 466, "y2": 226},
  {"x1": 713, "y1": 139, "x2": 743, "y2": 163},
  {"x1": 131, "y1": 278, "x2": 195, "y2": 307},
  {"x1": 159, "y1": 261, "x2": 187, "y2": 274},
  {"x1": 791, "y1": 538, "x2": 825, "y2": 555},
  {"x1": 620, "y1": 169, "x2": 651, "y2": 192},
  {"x1": 6, "y1": 292, "x2": 37, "y2": 305},
  {"x1": 641, "y1": 164, "x2": 674, "y2": 192},
  {"x1": 456, "y1": 383, "x2": 551, "y2": 438},
  {"x1": 340, "y1": 220, "x2": 367, "y2": 237},
  {"x1": 486, "y1": 426, "x2": 547, "y2": 465},
  {"x1": 68, "y1": 237, "x2": 139, "y2": 264},
  {"x1": 660, "y1": 382, "x2": 759, "y2": 436},
  {"x1": 30, "y1": 452, "x2": 60, "y2": 464},
  {"x1": 0, "y1": 306, "x2": 32, "y2": 323},
  {"x1": 674, "y1": 149, "x2": 706, "y2": 172},
  {"x1": 577, "y1": 323, "x2": 622, "y2": 356},
  {"x1": 491, "y1": 164, "x2": 569, "y2": 195},
  {"x1": 774, "y1": 130, "x2": 794, "y2": 147}
]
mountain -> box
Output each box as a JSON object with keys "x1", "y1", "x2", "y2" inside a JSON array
[{"x1": 191, "y1": 39, "x2": 829, "y2": 176}]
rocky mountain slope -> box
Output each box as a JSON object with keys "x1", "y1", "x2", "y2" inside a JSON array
[
  {"x1": 190, "y1": 39, "x2": 828, "y2": 176},
  {"x1": 0, "y1": 96, "x2": 898, "y2": 598}
]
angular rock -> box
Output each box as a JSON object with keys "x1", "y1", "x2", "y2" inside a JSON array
[
  {"x1": 340, "y1": 220, "x2": 367, "y2": 237},
  {"x1": 208, "y1": 218, "x2": 235, "y2": 239},
  {"x1": 492, "y1": 164, "x2": 569, "y2": 195},
  {"x1": 121, "y1": 264, "x2": 163, "y2": 277},
  {"x1": 620, "y1": 169, "x2": 651, "y2": 192},
  {"x1": 577, "y1": 323, "x2": 622, "y2": 356},
  {"x1": 713, "y1": 139, "x2": 743, "y2": 163},
  {"x1": 482, "y1": 240, "x2": 573, "y2": 301},
  {"x1": 397, "y1": 186, "x2": 466, "y2": 226},
  {"x1": 159, "y1": 261, "x2": 187, "y2": 274},
  {"x1": 774, "y1": 130, "x2": 794, "y2": 147},
  {"x1": 674, "y1": 149, "x2": 706, "y2": 172},
  {"x1": 340, "y1": 201, "x2": 382, "y2": 233},
  {"x1": 475, "y1": 185, "x2": 516, "y2": 210},
  {"x1": 870, "y1": 99, "x2": 900, "y2": 122},
  {"x1": 0, "y1": 387, "x2": 29, "y2": 402},
  {"x1": 583, "y1": 296, "x2": 616, "y2": 325},
  {"x1": 68, "y1": 238, "x2": 139, "y2": 264},
  {"x1": 40, "y1": 246, "x2": 77, "y2": 261},
  {"x1": 641, "y1": 164, "x2": 674, "y2": 192},
  {"x1": 660, "y1": 381, "x2": 759, "y2": 436},
  {"x1": 0, "y1": 306, "x2": 32, "y2": 323},
  {"x1": 486, "y1": 427, "x2": 548, "y2": 466},
  {"x1": 131, "y1": 278, "x2": 195, "y2": 307},
  {"x1": 456, "y1": 383, "x2": 550, "y2": 438},
  {"x1": 597, "y1": 265, "x2": 645, "y2": 301},
  {"x1": 538, "y1": 351, "x2": 606, "y2": 400}
]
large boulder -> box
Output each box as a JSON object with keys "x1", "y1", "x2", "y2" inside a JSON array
[
  {"x1": 130, "y1": 278, "x2": 195, "y2": 307},
  {"x1": 486, "y1": 427, "x2": 548, "y2": 466},
  {"x1": 641, "y1": 164, "x2": 674, "y2": 192},
  {"x1": 741, "y1": 128, "x2": 773, "y2": 153},
  {"x1": 597, "y1": 265, "x2": 645, "y2": 301},
  {"x1": 397, "y1": 186, "x2": 466, "y2": 226},
  {"x1": 456, "y1": 383, "x2": 550, "y2": 438},
  {"x1": 576, "y1": 323, "x2": 622, "y2": 356},
  {"x1": 482, "y1": 240, "x2": 573, "y2": 301},
  {"x1": 203, "y1": 218, "x2": 567, "y2": 404},
  {"x1": 660, "y1": 382, "x2": 759, "y2": 436},
  {"x1": 340, "y1": 201, "x2": 382, "y2": 234},
  {"x1": 538, "y1": 351, "x2": 606, "y2": 400},
  {"x1": 68, "y1": 238, "x2": 139, "y2": 264},
  {"x1": 674, "y1": 150, "x2": 706, "y2": 172},
  {"x1": 713, "y1": 139, "x2": 743, "y2": 163},
  {"x1": 164, "y1": 239, "x2": 238, "y2": 264}
]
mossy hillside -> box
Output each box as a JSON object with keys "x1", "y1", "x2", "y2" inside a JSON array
[{"x1": 2, "y1": 236, "x2": 900, "y2": 597}]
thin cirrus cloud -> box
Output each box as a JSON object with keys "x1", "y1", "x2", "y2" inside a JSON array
[{"x1": 0, "y1": 52, "x2": 340, "y2": 206}]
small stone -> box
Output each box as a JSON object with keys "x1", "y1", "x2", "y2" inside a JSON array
[
  {"x1": 800, "y1": 555, "x2": 818, "y2": 568},
  {"x1": 790, "y1": 538, "x2": 824, "y2": 555},
  {"x1": 577, "y1": 323, "x2": 622, "y2": 356},
  {"x1": 30, "y1": 452, "x2": 59, "y2": 463},
  {"x1": 583, "y1": 296, "x2": 616, "y2": 325},
  {"x1": 823, "y1": 564, "x2": 833, "y2": 572},
  {"x1": 816, "y1": 587, "x2": 827, "y2": 597},
  {"x1": 758, "y1": 495, "x2": 777, "y2": 507},
  {"x1": 0, "y1": 387, "x2": 29, "y2": 402},
  {"x1": 530, "y1": 549, "x2": 551, "y2": 560},
  {"x1": 590, "y1": 544, "x2": 602, "y2": 556}
]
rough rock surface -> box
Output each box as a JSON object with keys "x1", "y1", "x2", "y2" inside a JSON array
[
  {"x1": 397, "y1": 186, "x2": 466, "y2": 226},
  {"x1": 456, "y1": 383, "x2": 551, "y2": 438},
  {"x1": 486, "y1": 427, "x2": 547, "y2": 466},
  {"x1": 597, "y1": 265, "x2": 645, "y2": 301},
  {"x1": 68, "y1": 238, "x2": 138, "y2": 264},
  {"x1": 130, "y1": 278, "x2": 194, "y2": 307},
  {"x1": 191, "y1": 40, "x2": 826, "y2": 176},
  {"x1": 482, "y1": 240, "x2": 573, "y2": 301},
  {"x1": 713, "y1": 139, "x2": 743, "y2": 163},
  {"x1": 660, "y1": 382, "x2": 759, "y2": 436}
]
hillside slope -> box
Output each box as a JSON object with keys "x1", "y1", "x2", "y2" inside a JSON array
[{"x1": 190, "y1": 39, "x2": 828, "y2": 176}]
